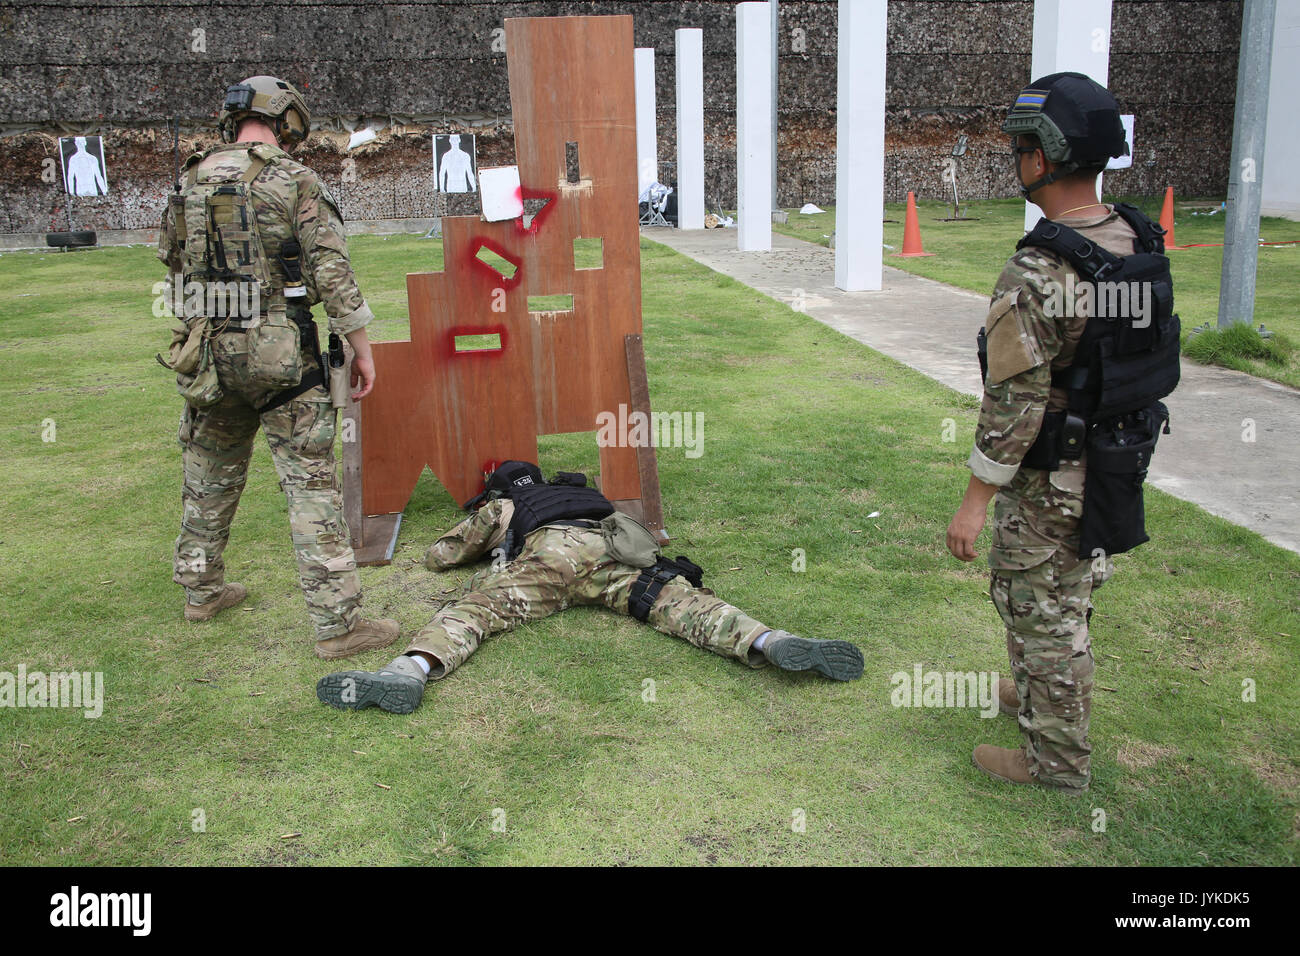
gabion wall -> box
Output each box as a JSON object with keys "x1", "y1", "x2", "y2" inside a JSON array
[{"x1": 0, "y1": 0, "x2": 1242, "y2": 233}]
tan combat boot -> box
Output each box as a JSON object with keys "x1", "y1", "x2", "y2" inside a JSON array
[
  {"x1": 184, "y1": 583, "x2": 248, "y2": 622},
  {"x1": 997, "y1": 678, "x2": 1019, "y2": 717},
  {"x1": 313, "y1": 618, "x2": 401, "y2": 660},
  {"x1": 972, "y1": 744, "x2": 1087, "y2": 795},
  {"x1": 973, "y1": 744, "x2": 1036, "y2": 785}
]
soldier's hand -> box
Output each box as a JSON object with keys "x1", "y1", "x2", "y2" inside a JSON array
[
  {"x1": 946, "y1": 504, "x2": 986, "y2": 562},
  {"x1": 351, "y1": 355, "x2": 376, "y2": 400}
]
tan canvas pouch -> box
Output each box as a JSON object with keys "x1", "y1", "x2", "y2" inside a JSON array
[
  {"x1": 246, "y1": 296, "x2": 303, "y2": 390},
  {"x1": 600, "y1": 511, "x2": 661, "y2": 568}
]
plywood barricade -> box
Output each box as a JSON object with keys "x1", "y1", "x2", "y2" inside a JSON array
[{"x1": 343, "y1": 15, "x2": 666, "y2": 565}]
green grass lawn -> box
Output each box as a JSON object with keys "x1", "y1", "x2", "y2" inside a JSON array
[
  {"x1": 774, "y1": 198, "x2": 1300, "y2": 389},
  {"x1": 1, "y1": 236, "x2": 1297, "y2": 865}
]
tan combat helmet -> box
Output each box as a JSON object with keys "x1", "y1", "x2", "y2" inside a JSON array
[{"x1": 218, "y1": 75, "x2": 311, "y2": 146}]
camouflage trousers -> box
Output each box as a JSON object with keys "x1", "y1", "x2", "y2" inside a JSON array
[
  {"x1": 989, "y1": 462, "x2": 1113, "y2": 789},
  {"x1": 407, "y1": 503, "x2": 769, "y2": 679},
  {"x1": 174, "y1": 330, "x2": 361, "y2": 639}
]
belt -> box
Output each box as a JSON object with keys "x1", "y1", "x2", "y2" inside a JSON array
[{"x1": 547, "y1": 519, "x2": 602, "y2": 530}]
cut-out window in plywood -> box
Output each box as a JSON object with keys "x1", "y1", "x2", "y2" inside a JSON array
[
  {"x1": 528, "y1": 294, "x2": 574, "y2": 314},
  {"x1": 560, "y1": 140, "x2": 592, "y2": 193},
  {"x1": 565, "y1": 142, "x2": 581, "y2": 183},
  {"x1": 474, "y1": 243, "x2": 520, "y2": 283},
  {"x1": 453, "y1": 332, "x2": 504, "y2": 352},
  {"x1": 573, "y1": 237, "x2": 603, "y2": 270},
  {"x1": 522, "y1": 197, "x2": 549, "y2": 231}
]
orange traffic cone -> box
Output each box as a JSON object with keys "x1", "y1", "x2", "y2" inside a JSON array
[
  {"x1": 894, "y1": 191, "x2": 934, "y2": 257},
  {"x1": 1159, "y1": 186, "x2": 1179, "y2": 249}
]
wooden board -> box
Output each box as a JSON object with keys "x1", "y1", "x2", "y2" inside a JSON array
[
  {"x1": 350, "y1": 14, "x2": 663, "y2": 541},
  {"x1": 353, "y1": 512, "x2": 402, "y2": 567},
  {"x1": 623, "y1": 333, "x2": 667, "y2": 538}
]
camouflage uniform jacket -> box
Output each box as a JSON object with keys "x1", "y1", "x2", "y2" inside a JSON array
[
  {"x1": 156, "y1": 141, "x2": 374, "y2": 336},
  {"x1": 968, "y1": 207, "x2": 1141, "y2": 486}
]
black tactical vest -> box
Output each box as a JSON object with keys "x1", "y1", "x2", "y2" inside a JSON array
[
  {"x1": 993, "y1": 203, "x2": 1180, "y2": 559},
  {"x1": 1021, "y1": 203, "x2": 1181, "y2": 427},
  {"x1": 501, "y1": 482, "x2": 615, "y2": 560}
]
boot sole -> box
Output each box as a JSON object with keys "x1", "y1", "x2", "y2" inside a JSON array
[
  {"x1": 313, "y1": 629, "x2": 401, "y2": 660},
  {"x1": 764, "y1": 637, "x2": 864, "y2": 681},
  {"x1": 316, "y1": 671, "x2": 422, "y2": 714}
]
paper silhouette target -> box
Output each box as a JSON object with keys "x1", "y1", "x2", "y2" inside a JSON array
[
  {"x1": 434, "y1": 133, "x2": 478, "y2": 193},
  {"x1": 59, "y1": 136, "x2": 108, "y2": 196}
]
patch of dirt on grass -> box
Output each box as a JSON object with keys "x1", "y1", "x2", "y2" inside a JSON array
[
  {"x1": 1162, "y1": 590, "x2": 1260, "y2": 670},
  {"x1": 716, "y1": 354, "x2": 760, "y2": 368},
  {"x1": 1239, "y1": 747, "x2": 1300, "y2": 795},
  {"x1": 1115, "y1": 738, "x2": 1177, "y2": 770},
  {"x1": 684, "y1": 830, "x2": 732, "y2": 865},
  {"x1": 849, "y1": 372, "x2": 888, "y2": 387}
]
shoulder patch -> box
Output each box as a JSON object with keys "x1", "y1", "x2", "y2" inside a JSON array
[{"x1": 983, "y1": 285, "x2": 1045, "y2": 386}]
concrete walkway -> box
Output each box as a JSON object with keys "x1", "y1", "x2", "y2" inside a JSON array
[{"x1": 645, "y1": 227, "x2": 1300, "y2": 556}]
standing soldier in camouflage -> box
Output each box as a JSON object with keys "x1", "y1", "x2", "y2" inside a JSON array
[
  {"x1": 157, "y1": 76, "x2": 399, "y2": 659},
  {"x1": 316, "y1": 465, "x2": 863, "y2": 714},
  {"x1": 947, "y1": 74, "x2": 1178, "y2": 793}
]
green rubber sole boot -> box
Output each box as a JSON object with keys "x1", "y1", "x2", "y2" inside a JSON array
[
  {"x1": 316, "y1": 658, "x2": 426, "y2": 714},
  {"x1": 763, "y1": 631, "x2": 864, "y2": 681}
]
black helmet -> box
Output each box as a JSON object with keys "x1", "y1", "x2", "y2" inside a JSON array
[{"x1": 1004, "y1": 72, "x2": 1128, "y2": 196}]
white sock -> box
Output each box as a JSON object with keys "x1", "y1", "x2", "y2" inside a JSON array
[
  {"x1": 408, "y1": 654, "x2": 431, "y2": 675},
  {"x1": 752, "y1": 630, "x2": 772, "y2": 652}
]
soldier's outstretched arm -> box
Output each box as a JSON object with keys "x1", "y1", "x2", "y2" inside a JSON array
[{"x1": 425, "y1": 499, "x2": 513, "y2": 571}]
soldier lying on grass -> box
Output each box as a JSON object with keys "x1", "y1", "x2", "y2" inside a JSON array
[{"x1": 317, "y1": 463, "x2": 863, "y2": 714}]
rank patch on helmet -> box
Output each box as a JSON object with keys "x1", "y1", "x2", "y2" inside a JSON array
[{"x1": 1013, "y1": 90, "x2": 1048, "y2": 111}]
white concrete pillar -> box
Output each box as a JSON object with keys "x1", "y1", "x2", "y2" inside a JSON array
[
  {"x1": 834, "y1": 0, "x2": 887, "y2": 292},
  {"x1": 1025, "y1": 0, "x2": 1113, "y2": 231},
  {"x1": 736, "y1": 1, "x2": 772, "y2": 251},
  {"x1": 1262, "y1": 1, "x2": 1299, "y2": 220},
  {"x1": 675, "y1": 29, "x2": 706, "y2": 230},
  {"x1": 635, "y1": 48, "x2": 658, "y2": 199}
]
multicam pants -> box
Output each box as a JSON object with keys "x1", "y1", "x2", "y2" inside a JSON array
[
  {"x1": 989, "y1": 461, "x2": 1113, "y2": 789},
  {"x1": 173, "y1": 329, "x2": 361, "y2": 639},
  {"x1": 406, "y1": 500, "x2": 769, "y2": 678}
]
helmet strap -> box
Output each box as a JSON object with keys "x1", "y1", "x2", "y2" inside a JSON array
[{"x1": 1018, "y1": 161, "x2": 1079, "y2": 201}]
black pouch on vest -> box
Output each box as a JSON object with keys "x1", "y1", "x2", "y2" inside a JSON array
[
  {"x1": 548, "y1": 471, "x2": 589, "y2": 487},
  {"x1": 1078, "y1": 402, "x2": 1168, "y2": 560}
]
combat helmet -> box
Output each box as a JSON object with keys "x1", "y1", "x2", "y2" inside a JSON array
[
  {"x1": 218, "y1": 75, "x2": 311, "y2": 146},
  {"x1": 1003, "y1": 72, "x2": 1128, "y2": 197}
]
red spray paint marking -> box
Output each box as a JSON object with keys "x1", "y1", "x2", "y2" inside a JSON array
[
  {"x1": 466, "y1": 238, "x2": 523, "y2": 290},
  {"x1": 464, "y1": 458, "x2": 501, "y2": 510},
  {"x1": 444, "y1": 324, "x2": 508, "y2": 360},
  {"x1": 514, "y1": 187, "x2": 559, "y2": 237}
]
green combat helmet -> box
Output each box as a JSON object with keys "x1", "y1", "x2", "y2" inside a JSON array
[
  {"x1": 1003, "y1": 72, "x2": 1128, "y2": 197},
  {"x1": 217, "y1": 75, "x2": 311, "y2": 146}
]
